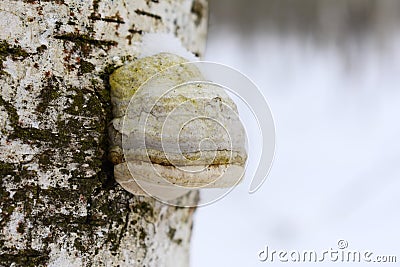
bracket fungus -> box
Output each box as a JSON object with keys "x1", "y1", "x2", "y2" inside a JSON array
[{"x1": 108, "y1": 53, "x2": 247, "y2": 203}]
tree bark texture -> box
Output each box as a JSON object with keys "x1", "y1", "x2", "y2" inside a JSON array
[{"x1": 0, "y1": 0, "x2": 207, "y2": 266}]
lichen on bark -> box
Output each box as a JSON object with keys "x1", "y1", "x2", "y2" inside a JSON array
[{"x1": 0, "y1": 0, "x2": 207, "y2": 266}]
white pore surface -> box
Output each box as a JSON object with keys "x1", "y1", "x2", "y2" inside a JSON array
[{"x1": 191, "y1": 29, "x2": 400, "y2": 267}]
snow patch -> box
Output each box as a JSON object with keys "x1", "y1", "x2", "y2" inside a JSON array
[{"x1": 139, "y1": 33, "x2": 198, "y2": 62}]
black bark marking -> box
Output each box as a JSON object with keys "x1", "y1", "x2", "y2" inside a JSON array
[
  {"x1": 89, "y1": 15, "x2": 125, "y2": 24},
  {"x1": 54, "y1": 34, "x2": 117, "y2": 48},
  {"x1": 134, "y1": 9, "x2": 162, "y2": 21},
  {"x1": 54, "y1": 33, "x2": 118, "y2": 58},
  {"x1": 145, "y1": 0, "x2": 159, "y2": 5},
  {"x1": 128, "y1": 25, "x2": 144, "y2": 35},
  {"x1": 22, "y1": 0, "x2": 65, "y2": 4}
]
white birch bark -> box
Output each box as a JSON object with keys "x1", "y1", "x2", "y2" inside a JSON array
[{"x1": 0, "y1": 0, "x2": 207, "y2": 266}]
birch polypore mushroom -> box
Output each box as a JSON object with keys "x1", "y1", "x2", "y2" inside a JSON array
[{"x1": 108, "y1": 53, "x2": 247, "y2": 202}]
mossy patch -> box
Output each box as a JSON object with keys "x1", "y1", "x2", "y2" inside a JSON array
[
  {"x1": 132, "y1": 201, "x2": 154, "y2": 217},
  {"x1": 0, "y1": 40, "x2": 30, "y2": 77},
  {"x1": 35, "y1": 77, "x2": 62, "y2": 114},
  {"x1": 79, "y1": 60, "x2": 95, "y2": 75},
  {"x1": 0, "y1": 249, "x2": 50, "y2": 267},
  {"x1": 0, "y1": 161, "x2": 15, "y2": 177},
  {"x1": 0, "y1": 95, "x2": 19, "y2": 126}
]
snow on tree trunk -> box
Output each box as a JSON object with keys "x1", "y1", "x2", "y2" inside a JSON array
[{"x1": 0, "y1": 0, "x2": 207, "y2": 266}]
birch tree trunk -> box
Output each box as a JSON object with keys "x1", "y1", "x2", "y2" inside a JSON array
[{"x1": 0, "y1": 0, "x2": 207, "y2": 266}]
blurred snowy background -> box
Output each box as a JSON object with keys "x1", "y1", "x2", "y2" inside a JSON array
[{"x1": 191, "y1": 0, "x2": 400, "y2": 266}]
